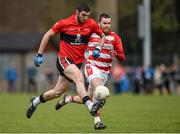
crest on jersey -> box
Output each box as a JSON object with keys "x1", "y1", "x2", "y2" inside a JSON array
[{"x1": 75, "y1": 34, "x2": 81, "y2": 43}]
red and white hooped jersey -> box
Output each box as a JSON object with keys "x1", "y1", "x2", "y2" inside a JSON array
[
  {"x1": 87, "y1": 31, "x2": 125, "y2": 73},
  {"x1": 51, "y1": 14, "x2": 103, "y2": 64}
]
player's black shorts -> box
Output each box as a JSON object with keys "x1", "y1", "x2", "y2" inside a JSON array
[{"x1": 56, "y1": 57, "x2": 82, "y2": 82}]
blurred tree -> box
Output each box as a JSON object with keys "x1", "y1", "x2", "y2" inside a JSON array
[
  {"x1": 151, "y1": 0, "x2": 179, "y2": 58},
  {"x1": 152, "y1": 0, "x2": 178, "y2": 31},
  {"x1": 117, "y1": 0, "x2": 179, "y2": 65},
  {"x1": 0, "y1": 0, "x2": 179, "y2": 65},
  {"x1": 118, "y1": 0, "x2": 142, "y2": 65},
  {"x1": 175, "y1": 0, "x2": 180, "y2": 23},
  {"x1": 0, "y1": 0, "x2": 90, "y2": 32}
]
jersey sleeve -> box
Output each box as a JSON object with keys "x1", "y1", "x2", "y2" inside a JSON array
[
  {"x1": 114, "y1": 34, "x2": 126, "y2": 62},
  {"x1": 91, "y1": 20, "x2": 103, "y2": 36},
  {"x1": 51, "y1": 20, "x2": 64, "y2": 33}
]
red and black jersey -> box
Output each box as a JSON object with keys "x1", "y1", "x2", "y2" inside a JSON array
[{"x1": 51, "y1": 14, "x2": 103, "y2": 64}]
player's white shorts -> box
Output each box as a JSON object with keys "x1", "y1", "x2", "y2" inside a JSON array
[{"x1": 84, "y1": 63, "x2": 109, "y2": 85}]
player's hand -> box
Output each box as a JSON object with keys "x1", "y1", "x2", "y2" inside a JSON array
[
  {"x1": 92, "y1": 47, "x2": 101, "y2": 59},
  {"x1": 109, "y1": 50, "x2": 117, "y2": 57},
  {"x1": 34, "y1": 53, "x2": 43, "y2": 67}
]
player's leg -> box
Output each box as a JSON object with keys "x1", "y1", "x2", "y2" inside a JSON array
[
  {"x1": 55, "y1": 57, "x2": 83, "y2": 110},
  {"x1": 56, "y1": 63, "x2": 107, "y2": 129},
  {"x1": 55, "y1": 77, "x2": 106, "y2": 129},
  {"x1": 56, "y1": 81, "x2": 93, "y2": 107},
  {"x1": 56, "y1": 57, "x2": 104, "y2": 116},
  {"x1": 89, "y1": 78, "x2": 107, "y2": 129},
  {"x1": 85, "y1": 64, "x2": 107, "y2": 129},
  {"x1": 60, "y1": 63, "x2": 106, "y2": 112},
  {"x1": 54, "y1": 79, "x2": 101, "y2": 108},
  {"x1": 64, "y1": 77, "x2": 107, "y2": 129},
  {"x1": 63, "y1": 64, "x2": 96, "y2": 113},
  {"x1": 55, "y1": 84, "x2": 92, "y2": 110},
  {"x1": 26, "y1": 75, "x2": 71, "y2": 119},
  {"x1": 55, "y1": 92, "x2": 82, "y2": 110}
]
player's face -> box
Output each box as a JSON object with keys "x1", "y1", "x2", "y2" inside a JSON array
[
  {"x1": 99, "y1": 18, "x2": 111, "y2": 34},
  {"x1": 77, "y1": 11, "x2": 90, "y2": 24}
]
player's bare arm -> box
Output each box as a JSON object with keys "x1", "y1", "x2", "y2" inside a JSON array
[
  {"x1": 91, "y1": 33, "x2": 105, "y2": 58},
  {"x1": 38, "y1": 29, "x2": 55, "y2": 54},
  {"x1": 98, "y1": 33, "x2": 105, "y2": 48}
]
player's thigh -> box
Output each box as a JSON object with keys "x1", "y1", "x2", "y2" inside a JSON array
[
  {"x1": 54, "y1": 75, "x2": 71, "y2": 93},
  {"x1": 87, "y1": 77, "x2": 104, "y2": 99},
  {"x1": 90, "y1": 77, "x2": 104, "y2": 89},
  {"x1": 85, "y1": 64, "x2": 106, "y2": 87},
  {"x1": 64, "y1": 64, "x2": 84, "y2": 82}
]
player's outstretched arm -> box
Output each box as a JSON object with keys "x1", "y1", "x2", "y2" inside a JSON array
[
  {"x1": 98, "y1": 33, "x2": 105, "y2": 48},
  {"x1": 34, "y1": 29, "x2": 56, "y2": 67},
  {"x1": 37, "y1": 29, "x2": 55, "y2": 54},
  {"x1": 92, "y1": 33, "x2": 105, "y2": 58}
]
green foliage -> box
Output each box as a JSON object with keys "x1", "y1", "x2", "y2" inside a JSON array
[
  {"x1": 0, "y1": 93, "x2": 180, "y2": 133},
  {"x1": 0, "y1": 0, "x2": 179, "y2": 61},
  {"x1": 117, "y1": 0, "x2": 180, "y2": 62},
  {"x1": 0, "y1": 0, "x2": 94, "y2": 32},
  {"x1": 151, "y1": 0, "x2": 179, "y2": 56},
  {"x1": 152, "y1": 0, "x2": 179, "y2": 32}
]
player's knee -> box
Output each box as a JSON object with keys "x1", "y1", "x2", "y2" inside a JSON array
[{"x1": 89, "y1": 83, "x2": 95, "y2": 90}]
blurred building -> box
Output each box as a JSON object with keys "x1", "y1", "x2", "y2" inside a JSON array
[
  {"x1": 0, "y1": 0, "x2": 179, "y2": 92},
  {"x1": 0, "y1": 33, "x2": 58, "y2": 92}
]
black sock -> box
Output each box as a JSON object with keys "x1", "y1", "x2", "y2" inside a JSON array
[
  {"x1": 82, "y1": 96, "x2": 90, "y2": 104},
  {"x1": 39, "y1": 94, "x2": 46, "y2": 103}
]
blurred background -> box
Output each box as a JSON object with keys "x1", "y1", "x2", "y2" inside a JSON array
[{"x1": 0, "y1": 0, "x2": 180, "y2": 95}]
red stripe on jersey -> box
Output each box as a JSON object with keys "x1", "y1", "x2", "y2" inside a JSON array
[
  {"x1": 87, "y1": 62, "x2": 111, "y2": 72},
  {"x1": 104, "y1": 39, "x2": 114, "y2": 44},
  {"x1": 88, "y1": 56, "x2": 112, "y2": 63},
  {"x1": 89, "y1": 38, "x2": 99, "y2": 42},
  {"x1": 101, "y1": 49, "x2": 111, "y2": 54},
  {"x1": 95, "y1": 66, "x2": 111, "y2": 72},
  {"x1": 88, "y1": 47, "x2": 95, "y2": 51},
  {"x1": 89, "y1": 36, "x2": 114, "y2": 44}
]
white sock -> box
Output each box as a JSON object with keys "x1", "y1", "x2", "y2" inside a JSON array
[
  {"x1": 85, "y1": 100, "x2": 93, "y2": 111},
  {"x1": 94, "y1": 116, "x2": 101, "y2": 124},
  {"x1": 32, "y1": 97, "x2": 41, "y2": 107},
  {"x1": 64, "y1": 96, "x2": 72, "y2": 103}
]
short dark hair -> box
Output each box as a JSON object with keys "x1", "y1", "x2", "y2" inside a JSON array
[
  {"x1": 99, "y1": 13, "x2": 111, "y2": 22},
  {"x1": 76, "y1": 1, "x2": 91, "y2": 12}
]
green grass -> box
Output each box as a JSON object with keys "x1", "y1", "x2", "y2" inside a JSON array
[{"x1": 0, "y1": 93, "x2": 180, "y2": 133}]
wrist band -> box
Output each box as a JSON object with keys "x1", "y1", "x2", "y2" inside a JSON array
[{"x1": 37, "y1": 53, "x2": 43, "y2": 57}]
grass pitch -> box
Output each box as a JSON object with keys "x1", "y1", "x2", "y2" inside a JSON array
[{"x1": 0, "y1": 93, "x2": 180, "y2": 133}]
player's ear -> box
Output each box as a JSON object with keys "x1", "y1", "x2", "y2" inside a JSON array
[{"x1": 75, "y1": 10, "x2": 80, "y2": 15}]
